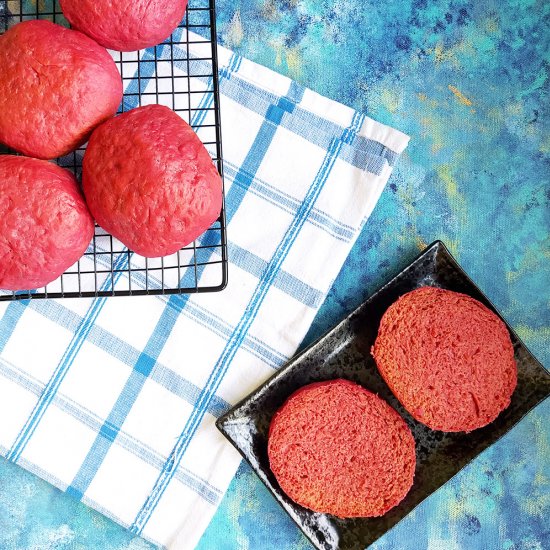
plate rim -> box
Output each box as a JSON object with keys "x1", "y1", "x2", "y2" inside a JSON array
[{"x1": 216, "y1": 240, "x2": 549, "y2": 550}]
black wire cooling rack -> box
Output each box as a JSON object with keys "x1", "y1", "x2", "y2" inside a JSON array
[{"x1": 0, "y1": 0, "x2": 228, "y2": 301}]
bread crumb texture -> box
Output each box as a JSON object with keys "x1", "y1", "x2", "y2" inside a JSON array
[
  {"x1": 268, "y1": 379, "x2": 416, "y2": 518},
  {"x1": 373, "y1": 286, "x2": 517, "y2": 432}
]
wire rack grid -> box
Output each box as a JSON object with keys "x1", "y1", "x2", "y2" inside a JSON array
[{"x1": 0, "y1": 0, "x2": 228, "y2": 301}]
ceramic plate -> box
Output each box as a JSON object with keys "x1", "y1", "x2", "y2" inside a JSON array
[{"x1": 216, "y1": 241, "x2": 550, "y2": 550}]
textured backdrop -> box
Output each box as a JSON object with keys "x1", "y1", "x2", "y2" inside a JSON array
[{"x1": 0, "y1": 0, "x2": 548, "y2": 549}]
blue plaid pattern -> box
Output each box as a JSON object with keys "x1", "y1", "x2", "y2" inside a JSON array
[{"x1": 0, "y1": 29, "x2": 409, "y2": 549}]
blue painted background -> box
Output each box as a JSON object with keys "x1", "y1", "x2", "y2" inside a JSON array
[{"x1": 1, "y1": 0, "x2": 548, "y2": 548}]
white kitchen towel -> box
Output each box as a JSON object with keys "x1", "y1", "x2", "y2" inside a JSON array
[{"x1": 0, "y1": 27, "x2": 409, "y2": 550}]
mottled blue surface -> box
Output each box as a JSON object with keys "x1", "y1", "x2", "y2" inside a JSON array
[{"x1": 1, "y1": 0, "x2": 549, "y2": 548}]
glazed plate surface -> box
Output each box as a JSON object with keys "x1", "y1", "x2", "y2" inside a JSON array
[{"x1": 217, "y1": 241, "x2": 550, "y2": 550}]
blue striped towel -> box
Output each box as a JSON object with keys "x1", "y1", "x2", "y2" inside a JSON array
[{"x1": 0, "y1": 29, "x2": 409, "y2": 549}]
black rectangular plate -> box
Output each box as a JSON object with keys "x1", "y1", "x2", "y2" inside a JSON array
[{"x1": 216, "y1": 240, "x2": 550, "y2": 550}]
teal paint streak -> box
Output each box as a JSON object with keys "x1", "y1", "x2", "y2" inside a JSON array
[
  {"x1": 208, "y1": 0, "x2": 550, "y2": 549},
  {"x1": 1, "y1": 0, "x2": 548, "y2": 549},
  {"x1": 0, "y1": 458, "x2": 150, "y2": 550}
]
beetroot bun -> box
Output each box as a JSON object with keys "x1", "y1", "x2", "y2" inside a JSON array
[
  {"x1": 0, "y1": 20, "x2": 122, "y2": 160},
  {"x1": 60, "y1": 0, "x2": 188, "y2": 52},
  {"x1": 0, "y1": 156, "x2": 94, "y2": 290},
  {"x1": 268, "y1": 379, "x2": 416, "y2": 518},
  {"x1": 372, "y1": 286, "x2": 517, "y2": 432},
  {"x1": 82, "y1": 105, "x2": 223, "y2": 258}
]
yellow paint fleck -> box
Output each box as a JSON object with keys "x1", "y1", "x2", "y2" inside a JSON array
[
  {"x1": 519, "y1": 452, "x2": 550, "y2": 516},
  {"x1": 506, "y1": 102, "x2": 523, "y2": 116},
  {"x1": 261, "y1": 0, "x2": 279, "y2": 20},
  {"x1": 485, "y1": 17, "x2": 499, "y2": 34},
  {"x1": 26, "y1": 0, "x2": 48, "y2": 11},
  {"x1": 382, "y1": 183, "x2": 425, "y2": 252},
  {"x1": 515, "y1": 325, "x2": 550, "y2": 345},
  {"x1": 268, "y1": 39, "x2": 303, "y2": 79},
  {"x1": 532, "y1": 412, "x2": 550, "y2": 456},
  {"x1": 7, "y1": 0, "x2": 20, "y2": 13},
  {"x1": 506, "y1": 240, "x2": 550, "y2": 282},
  {"x1": 416, "y1": 93, "x2": 437, "y2": 109},
  {"x1": 262, "y1": 0, "x2": 299, "y2": 19},
  {"x1": 419, "y1": 116, "x2": 445, "y2": 154},
  {"x1": 380, "y1": 88, "x2": 402, "y2": 114},
  {"x1": 487, "y1": 107, "x2": 503, "y2": 123},
  {"x1": 432, "y1": 42, "x2": 464, "y2": 69},
  {"x1": 437, "y1": 164, "x2": 461, "y2": 198},
  {"x1": 415, "y1": 236, "x2": 428, "y2": 250},
  {"x1": 534, "y1": 471, "x2": 549, "y2": 486},
  {"x1": 447, "y1": 500, "x2": 464, "y2": 520},
  {"x1": 434, "y1": 43, "x2": 447, "y2": 64},
  {"x1": 435, "y1": 165, "x2": 467, "y2": 254},
  {"x1": 225, "y1": 10, "x2": 244, "y2": 48},
  {"x1": 270, "y1": 39, "x2": 284, "y2": 66},
  {"x1": 285, "y1": 46, "x2": 303, "y2": 80},
  {"x1": 448, "y1": 85, "x2": 474, "y2": 106},
  {"x1": 446, "y1": 240, "x2": 460, "y2": 257},
  {"x1": 452, "y1": 149, "x2": 467, "y2": 163},
  {"x1": 540, "y1": 135, "x2": 550, "y2": 154}
]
